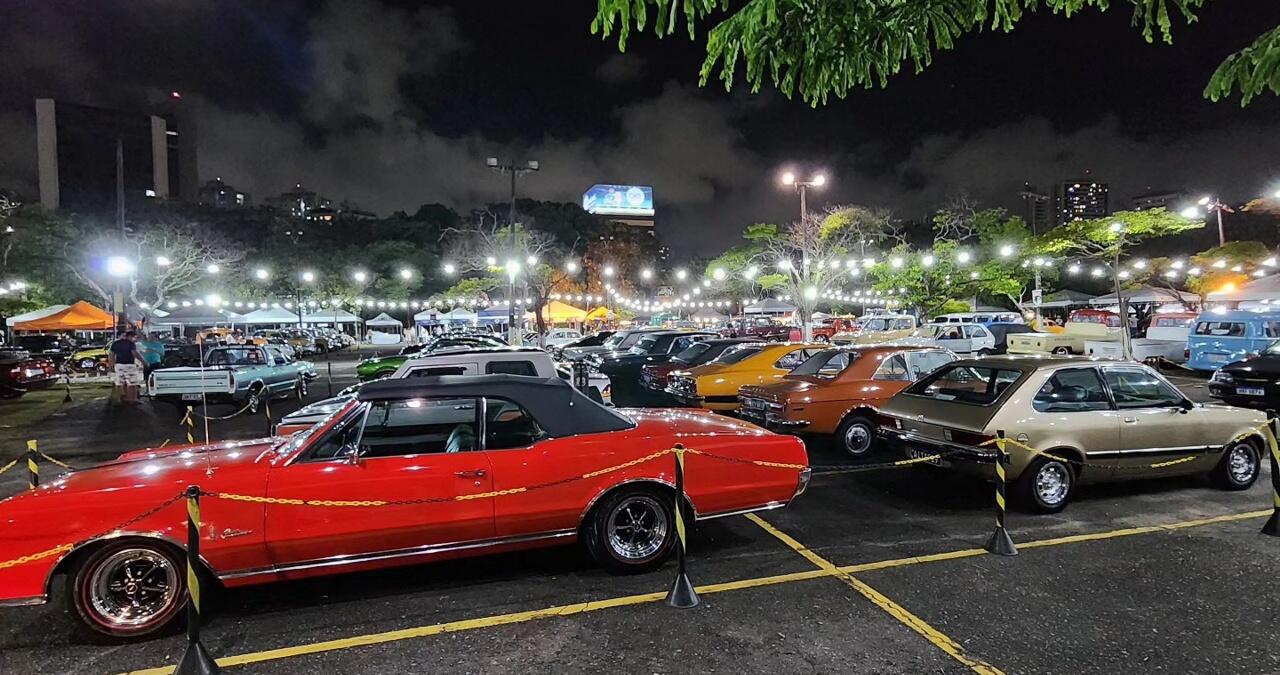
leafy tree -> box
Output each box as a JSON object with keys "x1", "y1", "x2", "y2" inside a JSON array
[
  {"x1": 1144, "y1": 240, "x2": 1274, "y2": 303},
  {"x1": 592, "y1": 0, "x2": 1277, "y2": 107}
]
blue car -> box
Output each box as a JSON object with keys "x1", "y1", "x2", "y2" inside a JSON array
[{"x1": 1185, "y1": 310, "x2": 1280, "y2": 372}]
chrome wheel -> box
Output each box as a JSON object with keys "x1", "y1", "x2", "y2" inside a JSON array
[
  {"x1": 87, "y1": 549, "x2": 178, "y2": 629},
  {"x1": 246, "y1": 389, "x2": 261, "y2": 414},
  {"x1": 607, "y1": 495, "x2": 669, "y2": 561},
  {"x1": 1227, "y1": 444, "x2": 1256, "y2": 484},
  {"x1": 296, "y1": 377, "x2": 307, "y2": 399},
  {"x1": 1034, "y1": 462, "x2": 1071, "y2": 507},
  {"x1": 844, "y1": 422, "x2": 872, "y2": 456}
]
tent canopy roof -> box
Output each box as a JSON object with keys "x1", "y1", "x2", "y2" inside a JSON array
[
  {"x1": 238, "y1": 307, "x2": 300, "y2": 325},
  {"x1": 1208, "y1": 273, "x2": 1280, "y2": 302},
  {"x1": 6, "y1": 304, "x2": 69, "y2": 328},
  {"x1": 541, "y1": 300, "x2": 587, "y2": 321},
  {"x1": 14, "y1": 301, "x2": 114, "y2": 331},
  {"x1": 300, "y1": 308, "x2": 362, "y2": 324},
  {"x1": 153, "y1": 305, "x2": 244, "y2": 326},
  {"x1": 1089, "y1": 286, "x2": 1196, "y2": 306},
  {"x1": 366, "y1": 312, "x2": 403, "y2": 327},
  {"x1": 744, "y1": 298, "x2": 796, "y2": 314}
]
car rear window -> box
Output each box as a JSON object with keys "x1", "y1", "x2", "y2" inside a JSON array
[
  {"x1": 1194, "y1": 321, "x2": 1246, "y2": 337},
  {"x1": 486, "y1": 360, "x2": 537, "y2": 376},
  {"x1": 713, "y1": 344, "x2": 764, "y2": 365},
  {"x1": 790, "y1": 349, "x2": 859, "y2": 378},
  {"x1": 672, "y1": 342, "x2": 711, "y2": 363},
  {"x1": 905, "y1": 365, "x2": 1024, "y2": 406}
]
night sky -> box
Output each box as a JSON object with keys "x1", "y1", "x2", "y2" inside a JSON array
[{"x1": 2, "y1": 0, "x2": 1279, "y2": 256}]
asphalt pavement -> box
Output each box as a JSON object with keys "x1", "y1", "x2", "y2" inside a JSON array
[{"x1": 2, "y1": 353, "x2": 1277, "y2": 675}]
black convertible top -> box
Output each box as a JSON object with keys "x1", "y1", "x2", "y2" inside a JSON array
[{"x1": 357, "y1": 374, "x2": 635, "y2": 436}]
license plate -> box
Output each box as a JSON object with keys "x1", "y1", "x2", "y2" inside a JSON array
[
  {"x1": 1237, "y1": 387, "x2": 1265, "y2": 396},
  {"x1": 1205, "y1": 353, "x2": 1228, "y2": 363},
  {"x1": 908, "y1": 447, "x2": 940, "y2": 465},
  {"x1": 181, "y1": 393, "x2": 203, "y2": 401}
]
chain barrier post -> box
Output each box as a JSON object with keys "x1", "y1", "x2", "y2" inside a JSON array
[
  {"x1": 1263, "y1": 413, "x2": 1280, "y2": 537},
  {"x1": 176, "y1": 485, "x2": 219, "y2": 675},
  {"x1": 63, "y1": 372, "x2": 73, "y2": 403},
  {"x1": 665, "y1": 444, "x2": 700, "y2": 609},
  {"x1": 984, "y1": 430, "x2": 1018, "y2": 556},
  {"x1": 326, "y1": 361, "x2": 334, "y2": 398},
  {"x1": 264, "y1": 396, "x2": 274, "y2": 437},
  {"x1": 184, "y1": 406, "x2": 195, "y2": 445},
  {"x1": 25, "y1": 440, "x2": 39, "y2": 490}
]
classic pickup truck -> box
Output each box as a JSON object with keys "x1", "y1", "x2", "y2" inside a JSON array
[
  {"x1": 148, "y1": 345, "x2": 315, "y2": 413},
  {"x1": 1007, "y1": 309, "x2": 1124, "y2": 355},
  {"x1": 718, "y1": 317, "x2": 792, "y2": 342}
]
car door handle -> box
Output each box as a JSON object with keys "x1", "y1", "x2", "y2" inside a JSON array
[
  {"x1": 1123, "y1": 417, "x2": 1137, "y2": 424},
  {"x1": 455, "y1": 469, "x2": 487, "y2": 478}
]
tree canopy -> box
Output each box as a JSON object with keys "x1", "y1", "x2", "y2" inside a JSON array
[{"x1": 592, "y1": 0, "x2": 1279, "y2": 107}]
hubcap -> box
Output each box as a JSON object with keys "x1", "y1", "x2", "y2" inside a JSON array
[
  {"x1": 1227, "y1": 445, "x2": 1256, "y2": 483},
  {"x1": 607, "y1": 495, "x2": 669, "y2": 561},
  {"x1": 89, "y1": 549, "x2": 178, "y2": 628},
  {"x1": 1035, "y1": 462, "x2": 1071, "y2": 506},
  {"x1": 844, "y1": 423, "x2": 871, "y2": 455}
]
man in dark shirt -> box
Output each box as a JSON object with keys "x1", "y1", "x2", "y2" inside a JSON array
[{"x1": 108, "y1": 331, "x2": 142, "y2": 403}]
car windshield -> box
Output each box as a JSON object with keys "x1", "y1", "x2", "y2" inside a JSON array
[
  {"x1": 633, "y1": 336, "x2": 659, "y2": 354},
  {"x1": 1262, "y1": 340, "x2": 1280, "y2": 355},
  {"x1": 207, "y1": 347, "x2": 266, "y2": 366},
  {"x1": 280, "y1": 401, "x2": 360, "y2": 458},
  {"x1": 712, "y1": 344, "x2": 764, "y2": 365},
  {"x1": 602, "y1": 333, "x2": 625, "y2": 349},
  {"x1": 672, "y1": 342, "x2": 712, "y2": 364},
  {"x1": 789, "y1": 349, "x2": 859, "y2": 378},
  {"x1": 905, "y1": 365, "x2": 1024, "y2": 406}
]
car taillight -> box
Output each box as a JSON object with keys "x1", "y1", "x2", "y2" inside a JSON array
[{"x1": 1184, "y1": 348, "x2": 1191, "y2": 359}]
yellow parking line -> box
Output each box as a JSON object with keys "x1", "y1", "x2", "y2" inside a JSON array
[
  {"x1": 745, "y1": 513, "x2": 1004, "y2": 675},
  {"x1": 123, "y1": 509, "x2": 1270, "y2": 674}
]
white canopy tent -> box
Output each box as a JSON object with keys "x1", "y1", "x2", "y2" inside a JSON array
[
  {"x1": 1089, "y1": 286, "x2": 1197, "y2": 307},
  {"x1": 1208, "y1": 273, "x2": 1280, "y2": 303},
  {"x1": 6, "y1": 304, "x2": 70, "y2": 327},
  {"x1": 413, "y1": 308, "x2": 441, "y2": 323},
  {"x1": 743, "y1": 298, "x2": 797, "y2": 315},
  {"x1": 239, "y1": 307, "x2": 301, "y2": 325},
  {"x1": 300, "y1": 308, "x2": 363, "y2": 325},
  {"x1": 441, "y1": 307, "x2": 478, "y2": 322},
  {"x1": 1032, "y1": 290, "x2": 1097, "y2": 309},
  {"x1": 366, "y1": 312, "x2": 404, "y2": 328},
  {"x1": 690, "y1": 307, "x2": 729, "y2": 323}
]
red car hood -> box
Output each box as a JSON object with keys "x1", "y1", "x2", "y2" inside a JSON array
[{"x1": 739, "y1": 377, "x2": 823, "y2": 403}]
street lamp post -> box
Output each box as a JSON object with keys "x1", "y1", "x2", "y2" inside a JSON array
[
  {"x1": 780, "y1": 170, "x2": 827, "y2": 222},
  {"x1": 487, "y1": 157, "x2": 540, "y2": 345},
  {"x1": 1197, "y1": 196, "x2": 1233, "y2": 248}
]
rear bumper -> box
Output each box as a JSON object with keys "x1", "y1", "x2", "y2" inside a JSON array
[
  {"x1": 880, "y1": 429, "x2": 996, "y2": 479},
  {"x1": 739, "y1": 408, "x2": 810, "y2": 431},
  {"x1": 152, "y1": 392, "x2": 240, "y2": 406}
]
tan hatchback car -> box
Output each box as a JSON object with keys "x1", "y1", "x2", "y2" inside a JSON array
[{"x1": 877, "y1": 355, "x2": 1267, "y2": 512}]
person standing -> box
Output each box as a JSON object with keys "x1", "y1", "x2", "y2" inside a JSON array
[{"x1": 108, "y1": 331, "x2": 143, "y2": 404}]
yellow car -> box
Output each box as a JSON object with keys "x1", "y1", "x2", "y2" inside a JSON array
[
  {"x1": 68, "y1": 346, "x2": 109, "y2": 373},
  {"x1": 665, "y1": 342, "x2": 826, "y2": 412}
]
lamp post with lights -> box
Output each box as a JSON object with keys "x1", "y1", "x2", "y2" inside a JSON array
[
  {"x1": 487, "y1": 157, "x2": 540, "y2": 344},
  {"x1": 779, "y1": 170, "x2": 827, "y2": 222}
]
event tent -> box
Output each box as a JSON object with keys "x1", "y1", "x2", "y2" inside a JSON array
[
  {"x1": 413, "y1": 308, "x2": 441, "y2": 324},
  {"x1": 153, "y1": 305, "x2": 244, "y2": 327},
  {"x1": 366, "y1": 312, "x2": 404, "y2": 328},
  {"x1": 1207, "y1": 273, "x2": 1280, "y2": 303},
  {"x1": 1033, "y1": 290, "x2": 1096, "y2": 309},
  {"x1": 13, "y1": 301, "x2": 114, "y2": 331},
  {"x1": 690, "y1": 307, "x2": 728, "y2": 322},
  {"x1": 300, "y1": 308, "x2": 363, "y2": 325},
  {"x1": 237, "y1": 307, "x2": 300, "y2": 325},
  {"x1": 744, "y1": 298, "x2": 797, "y2": 315},
  {"x1": 540, "y1": 301, "x2": 587, "y2": 322},
  {"x1": 1089, "y1": 286, "x2": 1197, "y2": 307},
  {"x1": 6, "y1": 304, "x2": 69, "y2": 328},
  {"x1": 441, "y1": 307, "x2": 478, "y2": 322},
  {"x1": 585, "y1": 306, "x2": 612, "y2": 321}
]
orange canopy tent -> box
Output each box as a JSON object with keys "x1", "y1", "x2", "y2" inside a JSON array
[{"x1": 13, "y1": 301, "x2": 115, "y2": 331}]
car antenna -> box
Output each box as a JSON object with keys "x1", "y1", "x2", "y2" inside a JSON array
[{"x1": 199, "y1": 333, "x2": 213, "y2": 476}]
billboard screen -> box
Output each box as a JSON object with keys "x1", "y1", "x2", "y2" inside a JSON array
[{"x1": 582, "y1": 184, "x2": 654, "y2": 217}]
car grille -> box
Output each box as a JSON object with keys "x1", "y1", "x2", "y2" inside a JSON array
[
  {"x1": 739, "y1": 396, "x2": 781, "y2": 413},
  {"x1": 642, "y1": 369, "x2": 666, "y2": 390},
  {"x1": 668, "y1": 375, "x2": 697, "y2": 398}
]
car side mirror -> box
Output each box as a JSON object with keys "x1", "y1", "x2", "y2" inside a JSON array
[
  {"x1": 341, "y1": 443, "x2": 366, "y2": 465},
  {"x1": 1179, "y1": 399, "x2": 1194, "y2": 413}
]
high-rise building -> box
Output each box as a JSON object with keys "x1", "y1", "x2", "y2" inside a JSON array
[
  {"x1": 34, "y1": 97, "x2": 198, "y2": 211},
  {"x1": 1056, "y1": 180, "x2": 1109, "y2": 224},
  {"x1": 1130, "y1": 189, "x2": 1186, "y2": 211},
  {"x1": 197, "y1": 177, "x2": 249, "y2": 209},
  {"x1": 1018, "y1": 182, "x2": 1051, "y2": 234}
]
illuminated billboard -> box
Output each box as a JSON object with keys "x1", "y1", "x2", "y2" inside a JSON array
[{"x1": 582, "y1": 184, "x2": 654, "y2": 217}]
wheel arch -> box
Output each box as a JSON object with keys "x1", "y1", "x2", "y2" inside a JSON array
[
  {"x1": 578, "y1": 479, "x2": 695, "y2": 533},
  {"x1": 46, "y1": 532, "x2": 219, "y2": 599}
]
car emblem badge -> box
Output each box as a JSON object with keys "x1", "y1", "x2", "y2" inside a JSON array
[{"x1": 220, "y1": 528, "x2": 253, "y2": 540}]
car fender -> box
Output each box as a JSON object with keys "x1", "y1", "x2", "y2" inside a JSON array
[
  {"x1": 578, "y1": 477, "x2": 693, "y2": 526},
  {"x1": 43, "y1": 531, "x2": 221, "y2": 602}
]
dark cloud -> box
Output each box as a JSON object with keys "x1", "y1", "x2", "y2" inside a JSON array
[{"x1": 596, "y1": 53, "x2": 646, "y2": 84}]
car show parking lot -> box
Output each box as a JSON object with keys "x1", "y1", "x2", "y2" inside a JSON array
[{"x1": 0, "y1": 352, "x2": 1276, "y2": 675}]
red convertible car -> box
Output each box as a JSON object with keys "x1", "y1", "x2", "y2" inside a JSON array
[{"x1": 0, "y1": 375, "x2": 809, "y2": 639}]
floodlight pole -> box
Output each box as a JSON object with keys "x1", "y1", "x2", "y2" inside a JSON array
[{"x1": 488, "y1": 158, "x2": 539, "y2": 345}]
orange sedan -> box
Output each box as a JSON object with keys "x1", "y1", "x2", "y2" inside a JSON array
[{"x1": 738, "y1": 345, "x2": 956, "y2": 457}]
